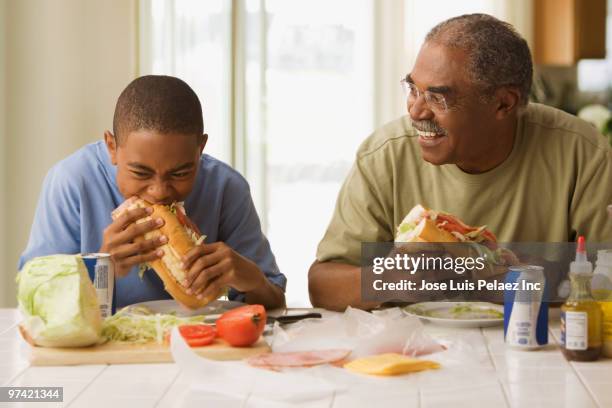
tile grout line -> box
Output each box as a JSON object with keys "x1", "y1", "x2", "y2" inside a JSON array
[
  {"x1": 481, "y1": 327, "x2": 511, "y2": 408},
  {"x1": 3, "y1": 323, "x2": 33, "y2": 387},
  {"x1": 567, "y1": 361, "x2": 602, "y2": 408},
  {"x1": 549, "y1": 326, "x2": 601, "y2": 408},
  {"x1": 4, "y1": 363, "x2": 29, "y2": 387},
  {"x1": 0, "y1": 322, "x2": 19, "y2": 337},
  {"x1": 65, "y1": 365, "x2": 109, "y2": 407},
  {"x1": 328, "y1": 389, "x2": 336, "y2": 408},
  {"x1": 152, "y1": 368, "x2": 181, "y2": 408},
  {"x1": 241, "y1": 388, "x2": 253, "y2": 408}
]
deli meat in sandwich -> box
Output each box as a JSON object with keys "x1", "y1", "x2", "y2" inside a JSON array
[
  {"x1": 112, "y1": 197, "x2": 221, "y2": 309},
  {"x1": 395, "y1": 204, "x2": 497, "y2": 245}
]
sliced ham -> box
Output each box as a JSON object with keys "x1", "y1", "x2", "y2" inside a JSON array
[{"x1": 246, "y1": 349, "x2": 351, "y2": 369}]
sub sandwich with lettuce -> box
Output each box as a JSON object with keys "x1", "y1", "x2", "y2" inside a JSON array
[
  {"x1": 394, "y1": 205, "x2": 521, "y2": 267},
  {"x1": 112, "y1": 197, "x2": 223, "y2": 309},
  {"x1": 395, "y1": 204, "x2": 497, "y2": 245}
]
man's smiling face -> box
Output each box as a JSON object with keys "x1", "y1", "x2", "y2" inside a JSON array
[
  {"x1": 408, "y1": 41, "x2": 500, "y2": 172},
  {"x1": 106, "y1": 129, "x2": 205, "y2": 204}
]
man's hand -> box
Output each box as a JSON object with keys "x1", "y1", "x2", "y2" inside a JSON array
[
  {"x1": 309, "y1": 261, "x2": 383, "y2": 311},
  {"x1": 100, "y1": 206, "x2": 167, "y2": 277},
  {"x1": 181, "y1": 242, "x2": 265, "y2": 302}
]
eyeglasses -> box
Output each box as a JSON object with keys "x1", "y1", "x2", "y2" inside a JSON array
[{"x1": 400, "y1": 78, "x2": 448, "y2": 112}]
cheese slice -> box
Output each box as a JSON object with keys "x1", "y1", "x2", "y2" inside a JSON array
[{"x1": 344, "y1": 353, "x2": 440, "y2": 376}]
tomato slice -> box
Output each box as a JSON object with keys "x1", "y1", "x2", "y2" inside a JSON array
[
  {"x1": 436, "y1": 214, "x2": 473, "y2": 235},
  {"x1": 175, "y1": 206, "x2": 203, "y2": 237},
  {"x1": 216, "y1": 305, "x2": 266, "y2": 347},
  {"x1": 166, "y1": 324, "x2": 217, "y2": 347},
  {"x1": 179, "y1": 324, "x2": 215, "y2": 339},
  {"x1": 185, "y1": 332, "x2": 216, "y2": 347},
  {"x1": 436, "y1": 213, "x2": 497, "y2": 243}
]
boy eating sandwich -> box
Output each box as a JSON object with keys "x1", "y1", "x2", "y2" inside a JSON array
[{"x1": 19, "y1": 75, "x2": 286, "y2": 309}]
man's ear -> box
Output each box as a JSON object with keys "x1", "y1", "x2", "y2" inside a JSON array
[
  {"x1": 199, "y1": 133, "x2": 208, "y2": 156},
  {"x1": 495, "y1": 87, "x2": 521, "y2": 119},
  {"x1": 104, "y1": 130, "x2": 118, "y2": 165}
]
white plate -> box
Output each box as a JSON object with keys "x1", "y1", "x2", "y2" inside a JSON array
[
  {"x1": 124, "y1": 299, "x2": 246, "y2": 318},
  {"x1": 403, "y1": 301, "x2": 504, "y2": 328}
]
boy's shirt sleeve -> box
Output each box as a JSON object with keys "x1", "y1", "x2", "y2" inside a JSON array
[
  {"x1": 19, "y1": 165, "x2": 81, "y2": 269},
  {"x1": 218, "y1": 174, "x2": 287, "y2": 300}
]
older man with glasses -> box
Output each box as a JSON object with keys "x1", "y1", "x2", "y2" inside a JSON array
[{"x1": 309, "y1": 13, "x2": 612, "y2": 311}]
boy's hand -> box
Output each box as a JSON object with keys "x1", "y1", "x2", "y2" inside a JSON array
[
  {"x1": 100, "y1": 207, "x2": 167, "y2": 277},
  {"x1": 181, "y1": 242, "x2": 265, "y2": 301}
]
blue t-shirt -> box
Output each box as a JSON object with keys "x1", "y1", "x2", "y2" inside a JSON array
[{"x1": 19, "y1": 141, "x2": 286, "y2": 307}]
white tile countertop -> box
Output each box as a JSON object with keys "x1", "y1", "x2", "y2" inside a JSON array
[{"x1": 1, "y1": 307, "x2": 611, "y2": 408}]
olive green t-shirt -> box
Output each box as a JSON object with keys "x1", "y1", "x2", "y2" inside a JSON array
[{"x1": 317, "y1": 103, "x2": 612, "y2": 265}]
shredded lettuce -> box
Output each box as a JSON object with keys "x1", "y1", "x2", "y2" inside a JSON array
[
  {"x1": 407, "y1": 304, "x2": 503, "y2": 319},
  {"x1": 463, "y1": 242, "x2": 518, "y2": 266},
  {"x1": 138, "y1": 264, "x2": 149, "y2": 279},
  {"x1": 168, "y1": 202, "x2": 178, "y2": 215},
  {"x1": 464, "y1": 226, "x2": 488, "y2": 240},
  {"x1": 184, "y1": 226, "x2": 206, "y2": 245},
  {"x1": 397, "y1": 222, "x2": 416, "y2": 234},
  {"x1": 449, "y1": 304, "x2": 503, "y2": 319},
  {"x1": 101, "y1": 306, "x2": 206, "y2": 344},
  {"x1": 450, "y1": 231, "x2": 467, "y2": 241}
]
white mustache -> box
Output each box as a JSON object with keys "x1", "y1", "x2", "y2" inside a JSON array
[{"x1": 411, "y1": 120, "x2": 446, "y2": 135}]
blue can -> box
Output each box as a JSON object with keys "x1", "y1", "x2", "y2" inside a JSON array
[
  {"x1": 504, "y1": 265, "x2": 548, "y2": 349},
  {"x1": 79, "y1": 253, "x2": 116, "y2": 318}
]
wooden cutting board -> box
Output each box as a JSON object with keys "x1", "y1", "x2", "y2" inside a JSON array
[{"x1": 27, "y1": 337, "x2": 270, "y2": 366}]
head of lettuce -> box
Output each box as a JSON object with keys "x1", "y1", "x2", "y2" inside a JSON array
[{"x1": 17, "y1": 254, "x2": 102, "y2": 347}]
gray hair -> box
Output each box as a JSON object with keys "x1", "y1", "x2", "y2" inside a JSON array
[{"x1": 425, "y1": 14, "x2": 532, "y2": 105}]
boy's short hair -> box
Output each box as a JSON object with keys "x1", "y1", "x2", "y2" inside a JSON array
[{"x1": 113, "y1": 75, "x2": 204, "y2": 144}]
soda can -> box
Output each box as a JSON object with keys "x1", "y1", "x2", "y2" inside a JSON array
[
  {"x1": 79, "y1": 253, "x2": 116, "y2": 318},
  {"x1": 504, "y1": 265, "x2": 548, "y2": 349}
]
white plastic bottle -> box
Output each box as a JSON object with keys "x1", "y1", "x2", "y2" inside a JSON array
[{"x1": 504, "y1": 265, "x2": 548, "y2": 349}]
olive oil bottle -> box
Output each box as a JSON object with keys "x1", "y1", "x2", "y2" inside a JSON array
[
  {"x1": 592, "y1": 250, "x2": 612, "y2": 357},
  {"x1": 560, "y1": 237, "x2": 603, "y2": 361}
]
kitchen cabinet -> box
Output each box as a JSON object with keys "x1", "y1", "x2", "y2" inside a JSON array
[{"x1": 534, "y1": 0, "x2": 607, "y2": 65}]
